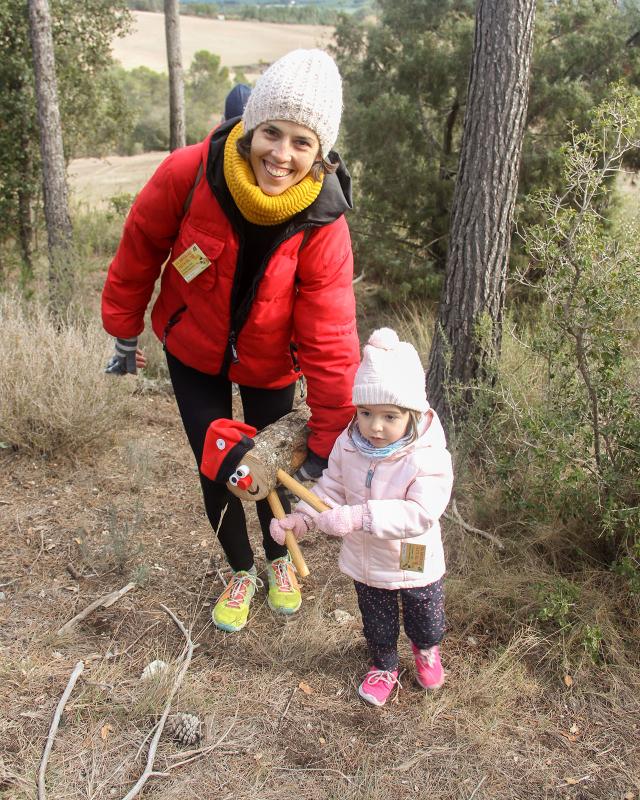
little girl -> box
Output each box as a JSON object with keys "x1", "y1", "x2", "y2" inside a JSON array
[{"x1": 270, "y1": 328, "x2": 453, "y2": 706}]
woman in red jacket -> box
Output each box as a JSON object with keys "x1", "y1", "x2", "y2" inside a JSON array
[{"x1": 102, "y1": 49, "x2": 359, "y2": 632}]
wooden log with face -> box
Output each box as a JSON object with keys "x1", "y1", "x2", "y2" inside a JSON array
[
  {"x1": 225, "y1": 405, "x2": 312, "y2": 578},
  {"x1": 225, "y1": 405, "x2": 311, "y2": 502}
]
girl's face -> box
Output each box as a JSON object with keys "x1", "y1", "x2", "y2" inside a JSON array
[
  {"x1": 249, "y1": 120, "x2": 321, "y2": 196},
  {"x1": 356, "y1": 405, "x2": 411, "y2": 448}
]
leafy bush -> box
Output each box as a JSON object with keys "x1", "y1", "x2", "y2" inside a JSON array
[
  {"x1": 0, "y1": 294, "x2": 134, "y2": 455},
  {"x1": 461, "y1": 89, "x2": 640, "y2": 587}
]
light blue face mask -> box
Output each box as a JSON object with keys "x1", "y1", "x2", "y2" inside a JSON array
[{"x1": 350, "y1": 423, "x2": 413, "y2": 459}]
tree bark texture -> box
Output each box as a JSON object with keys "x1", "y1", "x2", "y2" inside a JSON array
[
  {"x1": 28, "y1": 0, "x2": 73, "y2": 315},
  {"x1": 165, "y1": 0, "x2": 186, "y2": 151},
  {"x1": 427, "y1": 0, "x2": 536, "y2": 430}
]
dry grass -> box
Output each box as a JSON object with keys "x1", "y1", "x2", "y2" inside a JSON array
[
  {"x1": 2, "y1": 391, "x2": 639, "y2": 800},
  {"x1": 1, "y1": 273, "x2": 639, "y2": 798},
  {"x1": 0, "y1": 293, "x2": 134, "y2": 456}
]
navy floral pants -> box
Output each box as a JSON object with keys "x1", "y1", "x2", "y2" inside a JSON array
[{"x1": 353, "y1": 578, "x2": 446, "y2": 671}]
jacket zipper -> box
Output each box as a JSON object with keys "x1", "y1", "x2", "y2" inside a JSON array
[
  {"x1": 363, "y1": 460, "x2": 377, "y2": 583},
  {"x1": 162, "y1": 305, "x2": 187, "y2": 350},
  {"x1": 228, "y1": 330, "x2": 239, "y2": 363}
]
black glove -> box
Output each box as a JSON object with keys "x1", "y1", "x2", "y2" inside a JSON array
[
  {"x1": 294, "y1": 449, "x2": 328, "y2": 482},
  {"x1": 105, "y1": 337, "x2": 138, "y2": 375}
]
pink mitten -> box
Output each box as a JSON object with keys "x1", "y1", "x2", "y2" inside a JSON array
[
  {"x1": 315, "y1": 505, "x2": 364, "y2": 537},
  {"x1": 269, "y1": 513, "x2": 314, "y2": 546}
]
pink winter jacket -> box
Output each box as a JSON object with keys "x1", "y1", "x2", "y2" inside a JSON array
[{"x1": 297, "y1": 408, "x2": 453, "y2": 589}]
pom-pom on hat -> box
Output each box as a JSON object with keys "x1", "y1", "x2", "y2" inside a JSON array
[
  {"x1": 201, "y1": 419, "x2": 257, "y2": 484},
  {"x1": 352, "y1": 328, "x2": 429, "y2": 413},
  {"x1": 242, "y1": 48, "x2": 342, "y2": 158}
]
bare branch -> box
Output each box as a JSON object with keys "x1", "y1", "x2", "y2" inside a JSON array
[
  {"x1": 444, "y1": 499, "x2": 505, "y2": 550},
  {"x1": 57, "y1": 582, "x2": 136, "y2": 636},
  {"x1": 118, "y1": 605, "x2": 197, "y2": 800},
  {"x1": 37, "y1": 661, "x2": 84, "y2": 799}
]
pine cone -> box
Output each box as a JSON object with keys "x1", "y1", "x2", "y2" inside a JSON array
[{"x1": 166, "y1": 712, "x2": 201, "y2": 746}]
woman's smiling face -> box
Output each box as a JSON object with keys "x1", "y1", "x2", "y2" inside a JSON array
[{"x1": 249, "y1": 120, "x2": 321, "y2": 196}]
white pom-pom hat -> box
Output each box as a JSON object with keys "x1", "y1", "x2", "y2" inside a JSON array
[
  {"x1": 352, "y1": 328, "x2": 429, "y2": 413},
  {"x1": 242, "y1": 48, "x2": 343, "y2": 158}
]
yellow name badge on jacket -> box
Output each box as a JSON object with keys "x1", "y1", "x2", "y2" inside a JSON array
[
  {"x1": 400, "y1": 543, "x2": 426, "y2": 572},
  {"x1": 172, "y1": 243, "x2": 211, "y2": 283}
]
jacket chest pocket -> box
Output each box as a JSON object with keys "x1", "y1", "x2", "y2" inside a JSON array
[{"x1": 171, "y1": 223, "x2": 227, "y2": 292}]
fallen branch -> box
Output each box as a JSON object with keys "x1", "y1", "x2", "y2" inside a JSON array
[
  {"x1": 65, "y1": 563, "x2": 83, "y2": 580},
  {"x1": 467, "y1": 775, "x2": 487, "y2": 800},
  {"x1": 444, "y1": 499, "x2": 505, "y2": 550},
  {"x1": 37, "y1": 661, "x2": 84, "y2": 800},
  {"x1": 57, "y1": 582, "x2": 136, "y2": 636},
  {"x1": 118, "y1": 605, "x2": 198, "y2": 800},
  {"x1": 272, "y1": 766, "x2": 354, "y2": 785},
  {"x1": 279, "y1": 686, "x2": 296, "y2": 726}
]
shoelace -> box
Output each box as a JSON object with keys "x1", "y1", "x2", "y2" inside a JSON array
[
  {"x1": 272, "y1": 560, "x2": 293, "y2": 592},
  {"x1": 416, "y1": 647, "x2": 437, "y2": 668},
  {"x1": 366, "y1": 669, "x2": 403, "y2": 689},
  {"x1": 224, "y1": 572, "x2": 262, "y2": 609}
]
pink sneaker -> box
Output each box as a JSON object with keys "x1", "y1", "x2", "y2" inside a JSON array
[
  {"x1": 358, "y1": 667, "x2": 400, "y2": 706},
  {"x1": 411, "y1": 643, "x2": 445, "y2": 690}
]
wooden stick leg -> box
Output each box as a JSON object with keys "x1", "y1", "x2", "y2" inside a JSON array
[
  {"x1": 276, "y1": 469, "x2": 331, "y2": 514},
  {"x1": 267, "y1": 490, "x2": 310, "y2": 579}
]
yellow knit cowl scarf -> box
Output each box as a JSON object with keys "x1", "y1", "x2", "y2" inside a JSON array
[{"x1": 223, "y1": 122, "x2": 323, "y2": 226}]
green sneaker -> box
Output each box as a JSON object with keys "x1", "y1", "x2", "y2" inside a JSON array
[
  {"x1": 212, "y1": 567, "x2": 262, "y2": 632},
  {"x1": 266, "y1": 556, "x2": 302, "y2": 615}
]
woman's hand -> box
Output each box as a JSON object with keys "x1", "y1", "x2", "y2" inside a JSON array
[
  {"x1": 105, "y1": 337, "x2": 145, "y2": 374},
  {"x1": 315, "y1": 504, "x2": 364, "y2": 537},
  {"x1": 269, "y1": 513, "x2": 314, "y2": 545}
]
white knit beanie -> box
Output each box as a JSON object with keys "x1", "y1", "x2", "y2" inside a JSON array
[
  {"x1": 242, "y1": 49, "x2": 342, "y2": 158},
  {"x1": 352, "y1": 328, "x2": 429, "y2": 413}
]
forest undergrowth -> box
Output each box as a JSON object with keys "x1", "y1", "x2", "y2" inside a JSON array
[{"x1": 1, "y1": 198, "x2": 639, "y2": 799}]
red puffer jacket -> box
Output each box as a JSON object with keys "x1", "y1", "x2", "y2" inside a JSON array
[{"x1": 102, "y1": 123, "x2": 360, "y2": 457}]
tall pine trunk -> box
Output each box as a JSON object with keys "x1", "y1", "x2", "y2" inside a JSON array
[
  {"x1": 28, "y1": 0, "x2": 73, "y2": 317},
  {"x1": 18, "y1": 131, "x2": 34, "y2": 281},
  {"x1": 427, "y1": 0, "x2": 536, "y2": 431},
  {"x1": 165, "y1": 0, "x2": 186, "y2": 151}
]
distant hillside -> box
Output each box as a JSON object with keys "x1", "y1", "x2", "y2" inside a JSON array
[{"x1": 111, "y1": 11, "x2": 333, "y2": 72}]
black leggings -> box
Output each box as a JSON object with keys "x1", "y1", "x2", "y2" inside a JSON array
[
  {"x1": 166, "y1": 351, "x2": 295, "y2": 571},
  {"x1": 354, "y1": 579, "x2": 446, "y2": 671}
]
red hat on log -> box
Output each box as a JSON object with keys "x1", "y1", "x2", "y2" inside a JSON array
[{"x1": 201, "y1": 419, "x2": 257, "y2": 484}]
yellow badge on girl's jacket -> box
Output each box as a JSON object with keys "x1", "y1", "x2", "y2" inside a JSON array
[
  {"x1": 400, "y1": 543, "x2": 426, "y2": 572},
  {"x1": 172, "y1": 243, "x2": 211, "y2": 282}
]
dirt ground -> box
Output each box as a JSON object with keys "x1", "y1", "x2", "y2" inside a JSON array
[
  {"x1": 111, "y1": 12, "x2": 333, "y2": 73},
  {"x1": 1, "y1": 379, "x2": 639, "y2": 799}
]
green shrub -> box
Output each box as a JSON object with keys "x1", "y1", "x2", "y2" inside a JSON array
[{"x1": 460, "y1": 88, "x2": 640, "y2": 587}]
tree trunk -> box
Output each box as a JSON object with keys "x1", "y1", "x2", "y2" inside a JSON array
[
  {"x1": 18, "y1": 135, "x2": 34, "y2": 281},
  {"x1": 427, "y1": 0, "x2": 536, "y2": 432},
  {"x1": 165, "y1": 0, "x2": 186, "y2": 151},
  {"x1": 28, "y1": 0, "x2": 74, "y2": 317}
]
